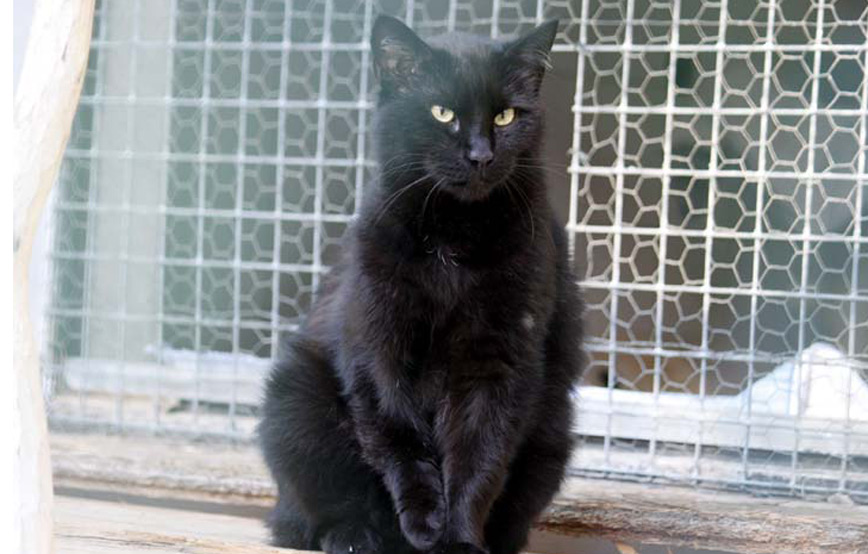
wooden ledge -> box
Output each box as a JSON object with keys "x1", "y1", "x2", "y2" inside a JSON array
[
  {"x1": 54, "y1": 494, "x2": 299, "y2": 554},
  {"x1": 51, "y1": 432, "x2": 868, "y2": 554}
]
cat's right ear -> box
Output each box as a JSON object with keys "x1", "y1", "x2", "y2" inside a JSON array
[
  {"x1": 371, "y1": 15, "x2": 433, "y2": 92},
  {"x1": 502, "y1": 20, "x2": 559, "y2": 92}
]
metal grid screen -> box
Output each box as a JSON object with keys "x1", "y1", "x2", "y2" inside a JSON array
[{"x1": 46, "y1": 0, "x2": 868, "y2": 502}]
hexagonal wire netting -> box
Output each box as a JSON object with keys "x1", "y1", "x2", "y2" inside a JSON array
[{"x1": 45, "y1": 0, "x2": 868, "y2": 502}]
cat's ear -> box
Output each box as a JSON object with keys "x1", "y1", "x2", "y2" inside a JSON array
[
  {"x1": 503, "y1": 20, "x2": 559, "y2": 89},
  {"x1": 371, "y1": 15, "x2": 434, "y2": 92}
]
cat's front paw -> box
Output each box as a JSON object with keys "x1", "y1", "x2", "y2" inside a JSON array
[
  {"x1": 320, "y1": 522, "x2": 383, "y2": 554},
  {"x1": 400, "y1": 505, "x2": 446, "y2": 551},
  {"x1": 396, "y1": 460, "x2": 445, "y2": 550}
]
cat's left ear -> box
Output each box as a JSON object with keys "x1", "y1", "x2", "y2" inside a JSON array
[{"x1": 503, "y1": 20, "x2": 559, "y2": 89}]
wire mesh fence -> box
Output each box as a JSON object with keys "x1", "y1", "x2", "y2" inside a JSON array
[{"x1": 45, "y1": 0, "x2": 868, "y2": 502}]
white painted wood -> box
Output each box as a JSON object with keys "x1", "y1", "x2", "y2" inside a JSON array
[
  {"x1": 61, "y1": 351, "x2": 270, "y2": 406},
  {"x1": 57, "y1": 343, "x2": 868, "y2": 457},
  {"x1": 13, "y1": 0, "x2": 96, "y2": 552}
]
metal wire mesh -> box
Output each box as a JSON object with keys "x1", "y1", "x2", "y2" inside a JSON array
[{"x1": 45, "y1": 0, "x2": 868, "y2": 501}]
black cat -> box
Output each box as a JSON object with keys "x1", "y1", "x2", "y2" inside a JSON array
[{"x1": 259, "y1": 15, "x2": 584, "y2": 554}]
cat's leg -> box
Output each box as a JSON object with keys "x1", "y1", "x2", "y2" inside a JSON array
[
  {"x1": 434, "y1": 356, "x2": 540, "y2": 554},
  {"x1": 483, "y1": 392, "x2": 574, "y2": 554},
  {"x1": 259, "y1": 339, "x2": 407, "y2": 554},
  {"x1": 437, "y1": 277, "x2": 582, "y2": 553},
  {"x1": 484, "y1": 280, "x2": 582, "y2": 554},
  {"x1": 347, "y1": 376, "x2": 446, "y2": 551}
]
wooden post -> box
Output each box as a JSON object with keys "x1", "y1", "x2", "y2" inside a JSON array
[{"x1": 13, "y1": 0, "x2": 96, "y2": 552}]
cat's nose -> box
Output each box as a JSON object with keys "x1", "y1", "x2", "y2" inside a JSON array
[{"x1": 466, "y1": 136, "x2": 493, "y2": 169}]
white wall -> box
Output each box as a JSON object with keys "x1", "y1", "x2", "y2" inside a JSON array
[{"x1": 14, "y1": 0, "x2": 34, "y2": 90}]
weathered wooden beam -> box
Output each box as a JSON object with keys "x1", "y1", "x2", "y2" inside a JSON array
[
  {"x1": 51, "y1": 433, "x2": 868, "y2": 554},
  {"x1": 545, "y1": 478, "x2": 867, "y2": 554},
  {"x1": 54, "y1": 495, "x2": 301, "y2": 554},
  {"x1": 14, "y1": 1, "x2": 96, "y2": 553}
]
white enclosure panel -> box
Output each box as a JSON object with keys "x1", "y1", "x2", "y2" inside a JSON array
[{"x1": 46, "y1": 0, "x2": 868, "y2": 502}]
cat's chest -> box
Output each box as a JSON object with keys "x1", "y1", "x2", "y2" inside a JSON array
[
  {"x1": 396, "y1": 235, "x2": 480, "y2": 308},
  {"x1": 412, "y1": 231, "x2": 518, "y2": 292},
  {"x1": 423, "y1": 239, "x2": 461, "y2": 269},
  {"x1": 395, "y1": 230, "x2": 535, "y2": 319}
]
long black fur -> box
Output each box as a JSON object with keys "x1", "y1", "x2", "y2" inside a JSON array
[{"x1": 259, "y1": 15, "x2": 584, "y2": 554}]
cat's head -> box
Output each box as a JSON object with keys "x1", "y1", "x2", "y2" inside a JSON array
[{"x1": 371, "y1": 15, "x2": 558, "y2": 202}]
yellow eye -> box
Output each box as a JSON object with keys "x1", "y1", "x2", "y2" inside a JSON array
[
  {"x1": 431, "y1": 105, "x2": 455, "y2": 123},
  {"x1": 494, "y1": 108, "x2": 516, "y2": 126}
]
